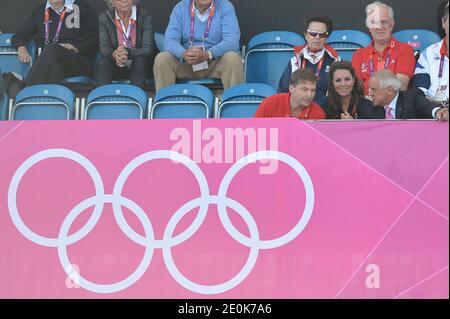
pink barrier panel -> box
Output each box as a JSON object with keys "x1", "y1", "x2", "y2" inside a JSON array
[{"x1": 0, "y1": 119, "x2": 448, "y2": 299}]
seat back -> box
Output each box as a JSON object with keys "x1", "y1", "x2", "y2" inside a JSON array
[
  {"x1": 12, "y1": 84, "x2": 75, "y2": 120},
  {"x1": 218, "y1": 83, "x2": 277, "y2": 118},
  {"x1": 151, "y1": 84, "x2": 214, "y2": 119},
  {"x1": 155, "y1": 32, "x2": 165, "y2": 52},
  {"x1": 393, "y1": 29, "x2": 441, "y2": 56},
  {"x1": 85, "y1": 84, "x2": 148, "y2": 120},
  {"x1": 0, "y1": 91, "x2": 8, "y2": 120},
  {"x1": 0, "y1": 33, "x2": 36, "y2": 79},
  {"x1": 327, "y1": 30, "x2": 372, "y2": 61},
  {"x1": 245, "y1": 31, "x2": 305, "y2": 89}
]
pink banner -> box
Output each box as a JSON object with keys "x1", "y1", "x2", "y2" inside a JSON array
[{"x1": 0, "y1": 119, "x2": 448, "y2": 299}]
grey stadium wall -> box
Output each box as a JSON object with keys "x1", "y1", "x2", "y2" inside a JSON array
[{"x1": 0, "y1": 0, "x2": 445, "y2": 45}]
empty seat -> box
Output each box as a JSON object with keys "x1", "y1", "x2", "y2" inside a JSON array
[
  {"x1": 393, "y1": 29, "x2": 441, "y2": 56},
  {"x1": 218, "y1": 83, "x2": 277, "y2": 118},
  {"x1": 245, "y1": 31, "x2": 305, "y2": 89},
  {"x1": 154, "y1": 32, "x2": 165, "y2": 52},
  {"x1": 84, "y1": 84, "x2": 148, "y2": 120},
  {"x1": 326, "y1": 30, "x2": 372, "y2": 61},
  {"x1": 150, "y1": 84, "x2": 214, "y2": 119},
  {"x1": 0, "y1": 33, "x2": 36, "y2": 79},
  {"x1": 11, "y1": 84, "x2": 75, "y2": 120}
]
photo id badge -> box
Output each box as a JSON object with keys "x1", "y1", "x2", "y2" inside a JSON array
[
  {"x1": 434, "y1": 85, "x2": 449, "y2": 102},
  {"x1": 192, "y1": 60, "x2": 209, "y2": 72}
]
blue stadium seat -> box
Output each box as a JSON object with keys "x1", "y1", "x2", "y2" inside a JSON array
[
  {"x1": 11, "y1": 84, "x2": 75, "y2": 120},
  {"x1": 151, "y1": 84, "x2": 214, "y2": 119},
  {"x1": 245, "y1": 31, "x2": 305, "y2": 89},
  {"x1": 177, "y1": 78, "x2": 222, "y2": 86},
  {"x1": 156, "y1": 32, "x2": 222, "y2": 87},
  {"x1": 218, "y1": 83, "x2": 277, "y2": 118},
  {"x1": 326, "y1": 30, "x2": 372, "y2": 61},
  {"x1": 84, "y1": 84, "x2": 148, "y2": 120},
  {"x1": 393, "y1": 29, "x2": 441, "y2": 56},
  {"x1": 0, "y1": 91, "x2": 8, "y2": 121},
  {"x1": 63, "y1": 76, "x2": 94, "y2": 86},
  {"x1": 155, "y1": 32, "x2": 165, "y2": 52},
  {"x1": 0, "y1": 33, "x2": 36, "y2": 79}
]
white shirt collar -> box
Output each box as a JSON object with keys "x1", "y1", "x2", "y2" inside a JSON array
[
  {"x1": 302, "y1": 47, "x2": 325, "y2": 64},
  {"x1": 115, "y1": 6, "x2": 137, "y2": 38},
  {"x1": 386, "y1": 93, "x2": 399, "y2": 118},
  {"x1": 433, "y1": 39, "x2": 448, "y2": 59},
  {"x1": 194, "y1": 2, "x2": 214, "y2": 22},
  {"x1": 45, "y1": 0, "x2": 75, "y2": 14}
]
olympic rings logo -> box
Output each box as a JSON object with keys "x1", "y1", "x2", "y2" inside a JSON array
[{"x1": 8, "y1": 149, "x2": 315, "y2": 295}]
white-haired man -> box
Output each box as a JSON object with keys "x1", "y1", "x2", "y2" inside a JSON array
[
  {"x1": 368, "y1": 70, "x2": 449, "y2": 120},
  {"x1": 352, "y1": 1, "x2": 416, "y2": 96}
]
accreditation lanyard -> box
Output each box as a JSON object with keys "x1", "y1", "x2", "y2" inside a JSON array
[
  {"x1": 190, "y1": 0, "x2": 216, "y2": 45},
  {"x1": 44, "y1": 8, "x2": 67, "y2": 46},
  {"x1": 438, "y1": 55, "x2": 446, "y2": 79},
  {"x1": 296, "y1": 52, "x2": 325, "y2": 76},
  {"x1": 114, "y1": 17, "x2": 136, "y2": 48},
  {"x1": 369, "y1": 47, "x2": 392, "y2": 76}
]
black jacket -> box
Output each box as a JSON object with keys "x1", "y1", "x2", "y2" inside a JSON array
[
  {"x1": 98, "y1": 6, "x2": 153, "y2": 61},
  {"x1": 324, "y1": 97, "x2": 375, "y2": 119},
  {"x1": 11, "y1": 0, "x2": 98, "y2": 58},
  {"x1": 370, "y1": 88, "x2": 440, "y2": 119}
]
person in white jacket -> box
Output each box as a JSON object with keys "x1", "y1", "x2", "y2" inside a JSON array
[{"x1": 414, "y1": 1, "x2": 449, "y2": 106}]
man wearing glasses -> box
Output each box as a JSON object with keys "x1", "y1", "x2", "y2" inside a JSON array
[
  {"x1": 352, "y1": 1, "x2": 416, "y2": 96},
  {"x1": 278, "y1": 14, "x2": 339, "y2": 109}
]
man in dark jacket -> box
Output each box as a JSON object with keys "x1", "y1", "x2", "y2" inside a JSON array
[
  {"x1": 368, "y1": 70, "x2": 449, "y2": 120},
  {"x1": 95, "y1": 0, "x2": 153, "y2": 89},
  {"x1": 11, "y1": 0, "x2": 98, "y2": 85}
]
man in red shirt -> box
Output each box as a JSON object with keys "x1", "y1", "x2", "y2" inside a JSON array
[
  {"x1": 255, "y1": 68, "x2": 326, "y2": 119},
  {"x1": 352, "y1": 2, "x2": 416, "y2": 96}
]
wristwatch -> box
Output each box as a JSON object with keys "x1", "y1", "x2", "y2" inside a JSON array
[{"x1": 207, "y1": 50, "x2": 213, "y2": 61}]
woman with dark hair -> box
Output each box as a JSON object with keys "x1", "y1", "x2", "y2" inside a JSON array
[
  {"x1": 95, "y1": 0, "x2": 153, "y2": 89},
  {"x1": 278, "y1": 14, "x2": 340, "y2": 107},
  {"x1": 325, "y1": 61, "x2": 374, "y2": 119}
]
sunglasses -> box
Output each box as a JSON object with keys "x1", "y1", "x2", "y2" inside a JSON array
[{"x1": 306, "y1": 30, "x2": 329, "y2": 38}]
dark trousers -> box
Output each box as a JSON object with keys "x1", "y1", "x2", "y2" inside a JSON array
[
  {"x1": 95, "y1": 56, "x2": 149, "y2": 89},
  {"x1": 26, "y1": 43, "x2": 94, "y2": 85}
]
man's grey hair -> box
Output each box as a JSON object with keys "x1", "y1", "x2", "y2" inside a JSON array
[
  {"x1": 365, "y1": 1, "x2": 395, "y2": 27},
  {"x1": 372, "y1": 70, "x2": 402, "y2": 92},
  {"x1": 105, "y1": 0, "x2": 140, "y2": 8}
]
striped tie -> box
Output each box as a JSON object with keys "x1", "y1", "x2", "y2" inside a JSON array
[{"x1": 384, "y1": 106, "x2": 394, "y2": 120}]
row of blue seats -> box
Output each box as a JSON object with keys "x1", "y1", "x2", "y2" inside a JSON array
[
  {"x1": 0, "y1": 83, "x2": 277, "y2": 121},
  {"x1": 1, "y1": 29, "x2": 441, "y2": 90}
]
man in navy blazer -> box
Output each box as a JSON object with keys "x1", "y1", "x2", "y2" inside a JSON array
[{"x1": 367, "y1": 70, "x2": 449, "y2": 120}]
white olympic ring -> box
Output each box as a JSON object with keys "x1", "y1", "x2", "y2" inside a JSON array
[{"x1": 8, "y1": 149, "x2": 315, "y2": 295}]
